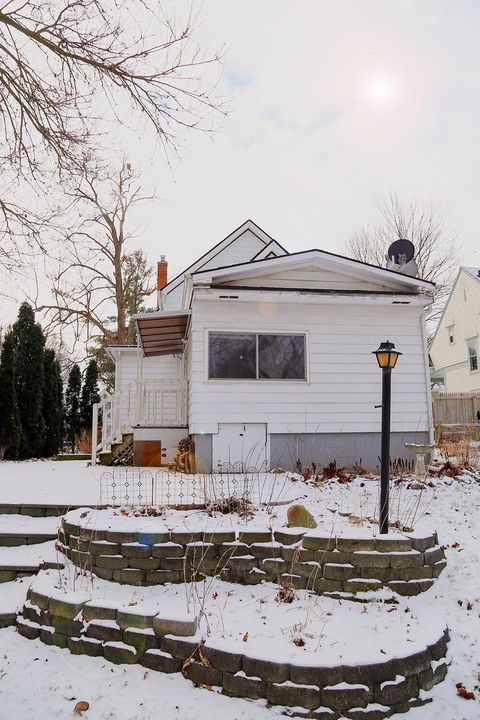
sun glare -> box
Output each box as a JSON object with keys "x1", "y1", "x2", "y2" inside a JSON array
[{"x1": 364, "y1": 74, "x2": 398, "y2": 109}]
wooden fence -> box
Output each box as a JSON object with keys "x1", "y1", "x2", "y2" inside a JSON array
[{"x1": 432, "y1": 392, "x2": 480, "y2": 424}]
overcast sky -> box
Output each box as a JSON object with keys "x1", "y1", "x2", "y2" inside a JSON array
[
  {"x1": 3, "y1": 0, "x2": 480, "y2": 327},
  {"x1": 135, "y1": 0, "x2": 479, "y2": 284}
]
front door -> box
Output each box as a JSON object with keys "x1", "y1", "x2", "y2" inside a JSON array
[{"x1": 213, "y1": 423, "x2": 268, "y2": 472}]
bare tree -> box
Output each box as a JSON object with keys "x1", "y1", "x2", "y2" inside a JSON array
[
  {"x1": 0, "y1": 0, "x2": 224, "y2": 264},
  {"x1": 36, "y1": 161, "x2": 155, "y2": 351},
  {"x1": 345, "y1": 194, "x2": 458, "y2": 320}
]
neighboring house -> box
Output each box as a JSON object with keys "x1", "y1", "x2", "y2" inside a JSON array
[
  {"x1": 430, "y1": 267, "x2": 480, "y2": 393},
  {"x1": 96, "y1": 220, "x2": 435, "y2": 471}
]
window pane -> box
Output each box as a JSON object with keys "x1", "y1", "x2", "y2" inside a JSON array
[
  {"x1": 469, "y1": 343, "x2": 478, "y2": 371},
  {"x1": 209, "y1": 333, "x2": 256, "y2": 378},
  {"x1": 258, "y1": 335, "x2": 305, "y2": 379}
]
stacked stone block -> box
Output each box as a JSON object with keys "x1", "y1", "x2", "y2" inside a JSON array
[
  {"x1": 58, "y1": 517, "x2": 447, "y2": 597},
  {"x1": 16, "y1": 586, "x2": 449, "y2": 719}
]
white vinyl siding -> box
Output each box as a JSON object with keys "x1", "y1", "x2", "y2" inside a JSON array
[
  {"x1": 223, "y1": 267, "x2": 397, "y2": 293},
  {"x1": 430, "y1": 269, "x2": 480, "y2": 391},
  {"x1": 162, "y1": 228, "x2": 267, "y2": 311},
  {"x1": 188, "y1": 297, "x2": 431, "y2": 435},
  {"x1": 467, "y1": 338, "x2": 478, "y2": 372}
]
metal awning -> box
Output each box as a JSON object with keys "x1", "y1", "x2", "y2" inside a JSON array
[{"x1": 134, "y1": 310, "x2": 191, "y2": 357}]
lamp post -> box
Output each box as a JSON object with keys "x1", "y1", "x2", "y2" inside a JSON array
[{"x1": 373, "y1": 341, "x2": 402, "y2": 534}]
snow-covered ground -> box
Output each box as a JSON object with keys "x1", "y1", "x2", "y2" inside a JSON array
[
  {"x1": 0, "y1": 541, "x2": 59, "y2": 571},
  {"x1": 0, "y1": 460, "x2": 100, "y2": 505},
  {"x1": 30, "y1": 562, "x2": 446, "y2": 667},
  {"x1": 0, "y1": 462, "x2": 479, "y2": 719},
  {"x1": 0, "y1": 515, "x2": 59, "y2": 533}
]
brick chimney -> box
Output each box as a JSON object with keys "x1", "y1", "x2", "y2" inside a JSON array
[{"x1": 157, "y1": 256, "x2": 167, "y2": 310}]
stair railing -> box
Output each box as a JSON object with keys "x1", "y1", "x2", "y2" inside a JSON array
[{"x1": 92, "y1": 378, "x2": 188, "y2": 464}]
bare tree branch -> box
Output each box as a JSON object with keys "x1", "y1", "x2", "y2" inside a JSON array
[
  {"x1": 345, "y1": 194, "x2": 459, "y2": 328},
  {"x1": 0, "y1": 0, "x2": 224, "y2": 265},
  {"x1": 35, "y1": 159, "x2": 155, "y2": 350}
]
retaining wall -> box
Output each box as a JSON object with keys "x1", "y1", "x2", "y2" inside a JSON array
[
  {"x1": 58, "y1": 517, "x2": 447, "y2": 597},
  {"x1": 17, "y1": 586, "x2": 449, "y2": 719}
]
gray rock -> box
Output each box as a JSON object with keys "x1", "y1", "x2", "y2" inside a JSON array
[
  {"x1": 124, "y1": 628, "x2": 158, "y2": 653},
  {"x1": 112, "y1": 568, "x2": 145, "y2": 585},
  {"x1": 184, "y1": 661, "x2": 223, "y2": 687},
  {"x1": 117, "y1": 609, "x2": 156, "y2": 630},
  {"x1": 242, "y1": 655, "x2": 289, "y2": 683},
  {"x1": 85, "y1": 620, "x2": 122, "y2": 643},
  {"x1": 120, "y1": 543, "x2": 151, "y2": 558},
  {"x1": 374, "y1": 674, "x2": 418, "y2": 705},
  {"x1": 153, "y1": 614, "x2": 197, "y2": 638},
  {"x1": 336, "y1": 538, "x2": 375, "y2": 553},
  {"x1": 103, "y1": 641, "x2": 138, "y2": 665},
  {"x1": 152, "y1": 542, "x2": 184, "y2": 558},
  {"x1": 223, "y1": 671, "x2": 266, "y2": 699},
  {"x1": 140, "y1": 648, "x2": 181, "y2": 673},
  {"x1": 83, "y1": 602, "x2": 117, "y2": 623},
  {"x1": 96, "y1": 554, "x2": 128, "y2": 570},
  {"x1": 48, "y1": 596, "x2": 87, "y2": 620},
  {"x1": 127, "y1": 557, "x2": 161, "y2": 571},
  {"x1": 267, "y1": 681, "x2": 321, "y2": 709}
]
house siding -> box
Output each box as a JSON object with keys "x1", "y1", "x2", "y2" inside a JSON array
[
  {"x1": 224, "y1": 267, "x2": 399, "y2": 293},
  {"x1": 114, "y1": 349, "x2": 183, "y2": 428},
  {"x1": 162, "y1": 228, "x2": 268, "y2": 311},
  {"x1": 188, "y1": 296, "x2": 431, "y2": 437},
  {"x1": 430, "y1": 269, "x2": 480, "y2": 392}
]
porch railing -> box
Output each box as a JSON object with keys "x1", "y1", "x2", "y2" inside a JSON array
[{"x1": 92, "y1": 378, "x2": 187, "y2": 463}]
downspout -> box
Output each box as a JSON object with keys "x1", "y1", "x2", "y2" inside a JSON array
[{"x1": 421, "y1": 306, "x2": 435, "y2": 444}]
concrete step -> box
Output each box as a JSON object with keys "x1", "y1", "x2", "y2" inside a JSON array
[
  {"x1": 0, "y1": 611, "x2": 16, "y2": 628},
  {"x1": 0, "y1": 533, "x2": 58, "y2": 547},
  {"x1": 0, "y1": 560, "x2": 64, "y2": 583},
  {"x1": 0, "y1": 504, "x2": 102, "y2": 517}
]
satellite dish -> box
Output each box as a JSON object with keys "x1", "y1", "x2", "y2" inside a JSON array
[
  {"x1": 398, "y1": 258, "x2": 418, "y2": 277},
  {"x1": 387, "y1": 239, "x2": 415, "y2": 266}
]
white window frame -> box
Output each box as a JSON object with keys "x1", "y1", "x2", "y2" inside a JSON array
[
  {"x1": 467, "y1": 337, "x2": 478, "y2": 372},
  {"x1": 205, "y1": 330, "x2": 309, "y2": 382}
]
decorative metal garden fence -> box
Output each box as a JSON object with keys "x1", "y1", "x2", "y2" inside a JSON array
[{"x1": 99, "y1": 466, "x2": 290, "y2": 509}]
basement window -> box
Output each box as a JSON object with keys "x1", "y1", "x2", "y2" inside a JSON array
[{"x1": 208, "y1": 332, "x2": 306, "y2": 380}]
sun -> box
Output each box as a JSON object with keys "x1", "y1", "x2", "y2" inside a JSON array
[{"x1": 364, "y1": 73, "x2": 398, "y2": 109}]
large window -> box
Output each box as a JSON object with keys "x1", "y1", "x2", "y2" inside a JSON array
[
  {"x1": 208, "y1": 332, "x2": 306, "y2": 380},
  {"x1": 468, "y1": 339, "x2": 478, "y2": 372}
]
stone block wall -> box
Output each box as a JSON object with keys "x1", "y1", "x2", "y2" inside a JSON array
[
  {"x1": 16, "y1": 586, "x2": 449, "y2": 719},
  {"x1": 58, "y1": 517, "x2": 447, "y2": 597}
]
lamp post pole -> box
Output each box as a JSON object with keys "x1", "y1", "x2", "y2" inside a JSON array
[
  {"x1": 373, "y1": 340, "x2": 401, "y2": 536},
  {"x1": 379, "y1": 367, "x2": 392, "y2": 534}
]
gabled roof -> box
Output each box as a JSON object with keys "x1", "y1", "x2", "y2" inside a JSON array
[
  {"x1": 192, "y1": 247, "x2": 435, "y2": 293},
  {"x1": 430, "y1": 266, "x2": 479, "y2": 349},
  {"x1": 163, "y1": 219, "x2": 288, "y2": 296},
  {"x1": 250, "y1": 239, "x2": 288, "y2": 261},
  {"x1": 463, "y1": 267, "x2": 480, "y2": 282}
]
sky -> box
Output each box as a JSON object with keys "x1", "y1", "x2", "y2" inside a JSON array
[
  {"x1": 3, "y1": 0, "x2": 480, "y2": 326},
  {"x1": 129, "y1": 0, "x2": 480, "y2": 284}
]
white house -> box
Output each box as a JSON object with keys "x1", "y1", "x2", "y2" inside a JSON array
[
  {"x1": 96, "y1": 220, "x2": 435, "y2": 471},
  {"x1": 430, "y1": 266, "x2": 480, "y2": 392}
]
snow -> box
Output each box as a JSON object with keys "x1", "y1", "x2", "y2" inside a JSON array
[
  {"x1": 324, "y1": 682, "x2": 369, "y2": 691},
  {"x1": 28, "y1": 562, "x2": 444, "y2": 667},
  {"x1": 0, "y1": 540, "x2": 59, "y2": 568},
  {"x1": 0, "y1": 462, "x2": 479, "y2": 718},
  {"x1": 0, "y1": 460, "x2": 100, "y2": 505},
  {"x1": 0, "y1": 515, "x2": 60, "y2": 533}
]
